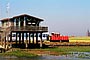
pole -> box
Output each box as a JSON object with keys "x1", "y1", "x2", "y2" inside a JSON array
[{"x1": 6, "y1": 2, "x2": 9, "y2": 25}]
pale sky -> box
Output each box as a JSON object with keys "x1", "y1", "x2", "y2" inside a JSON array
[{"x1": 0, "y1": 0, "x2": 90, "y2": 36}]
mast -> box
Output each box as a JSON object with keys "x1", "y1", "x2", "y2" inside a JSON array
[
  {"x1": 0, "y1": 4, "x2": 1, "y2": 27},
  {"x1": 6, "y1": 1, "x2": 10, "y2": 27}
]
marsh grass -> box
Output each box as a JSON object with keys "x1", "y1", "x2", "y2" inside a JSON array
[
  {"x1": 0, "y1": 50, "x2": 37, "y2": 58},
  {"x1": 0, "y1": 46, "x2": 90, "y2": 57},
  {"x1": 40, "y1": 46, "x2": 90, "y2": 55}
]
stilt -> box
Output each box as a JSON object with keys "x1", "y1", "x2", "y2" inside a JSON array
[
  {"x1": 6, "y1": 35, "x2": 9, "y2": 49},
  {"x1": 19, "y1": 32, "x2": 21, "y2": 47},
  {"x1": 10, "y1": 32, "x2": 12, "y2": 48},
  {"x1": 29, "y1": 32, "x2": 31, "y2": 44},
  {"x1": 21, "y1": 32, "x2": 24, "y2": 48},
  {"x1": 40, "y1": 33, "x2": 43, "y2": 48},
  {"x1": 1, "y1": 37, "x2": 3, "y2": 47},
  {"x1": 22, "y1": 32, "x2": 24, "y2": 44},
  {"x1": 36, "y1": 33, "x2": 38, "y2": 44},
  {"x1": 16, "y1": 32, "x2": 18, "y2": 47},
  {"x1": 4, "y1": 37, "x2": 6, "y2": 48},
  {"x1": 25, "y1": 32, "x2": 28, "y2": 48},
  {"x1": 32, "y1": 33, "x2": 34, "y2": 44},
  {"x1": 26, "y1": 33, "x2": 28, "y2": 42}
]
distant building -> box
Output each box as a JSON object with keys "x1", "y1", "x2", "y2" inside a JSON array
[{"x1": 87, "y1": 30, "x2": 90, "y2": 36}]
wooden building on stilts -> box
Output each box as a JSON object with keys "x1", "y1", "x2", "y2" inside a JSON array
[{"x1": 0, "y1": 14, "x2": 48, "y2": 49}]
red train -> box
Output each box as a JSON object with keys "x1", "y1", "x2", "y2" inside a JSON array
[{"x1": 50, "y1": 32, "x2": 69, "y2": 42}]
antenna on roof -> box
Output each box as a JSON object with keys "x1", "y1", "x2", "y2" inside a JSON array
[
  {"x1": 6, "y1": 1, "x2": 10, "y2": 27},
  {"x1": 6, "y1": 2, "x2": 10, "y2": 17},
  {"x1": 0, "y1": 3, "x2": 1, "y2": 19},
  {"x1": 0, "y1": 3, "x2": 1, "y2": 27}
]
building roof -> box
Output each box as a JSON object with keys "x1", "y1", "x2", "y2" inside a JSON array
[
  {"x1": 0, "y1": 14, "x2": 44, "y2": 21},
  {"x1": 0, "y1": 18, "x2": 11, "y2": 21}
]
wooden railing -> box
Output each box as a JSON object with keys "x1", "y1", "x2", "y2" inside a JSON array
[
  {"x1": 0, "y1": 26, "x2": 48, "y2": 39},
  {"x1": 11, "y1": 26, "x2": 48, "y2": 32},
  {"x1": 0, "y1": 26, "x2": 48, "y2": 40}
]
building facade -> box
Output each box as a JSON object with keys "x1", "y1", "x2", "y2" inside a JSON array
[{"x1": 0, "y1": 14, "x2": 48, "y2": 48}]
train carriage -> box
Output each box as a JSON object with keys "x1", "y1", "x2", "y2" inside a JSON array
[{"x1": 50, "y1": 32, "x2": 69, "y2": 42}]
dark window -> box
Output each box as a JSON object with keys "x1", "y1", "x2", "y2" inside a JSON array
[{"x1": 12, "y1": 34, "x2": 16, "y2": 37}]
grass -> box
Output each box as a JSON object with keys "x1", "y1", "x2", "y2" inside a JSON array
[
  {"x1": 58, "y1": 46, "x2": 90, "y2": 52},
  {"x1": 0, "y1": 50, "x2": 37, "y2": 58},
  {"x1": 0, "y1": 46, "x2": 90, "y2": 57},
  {"x1": 41, "y1": 46, "x2": 90, "y2": 54},
  {"x1": 29, "y1": 46, "x2": 90, "y2": 55}
]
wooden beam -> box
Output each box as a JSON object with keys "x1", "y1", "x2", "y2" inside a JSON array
[
  {"x1": 40, "y1": 33, "x2": 43, "y2": 48},
  {"x1": 16, "y1": 32, "x2": 17, "y2": 45},
  {"x1": 19, "y1": 32, "x2": 21, "y2": 46},
  {"x1": 4, "y1": 37, "x2": 6, "y2": 48},
  {"x1": 32, "y1": 33, "x2": 34, "y2": 44},
  {"x1": 10, "y1": 32, "x2": 12, "y2": 48},
  {"x1": 22, "y1": 32, "x2": 24, "y2": 44},
  {"x1": 25, "y1": 32, "x2": 28, "y2": 48},
  {"x1": 36, "y1": 33, "x2": 38, "y2": 44},
  {"x1": 29, "y1": 32, "x2": 31, "y2": 44}
]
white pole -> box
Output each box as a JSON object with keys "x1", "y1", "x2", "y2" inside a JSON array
[
  {"x1": 0, "y1": 5, "x2": 1, "y2": 19},
  {"x1": 19, "y1": 18, "x2": 20, "y2": 27},
  {"x1": 0, "y1": 4, "x2": 1, "y2": 27},
  {"x1": 6, "y1": 2, "x2": 10, "y2": 27},
  {"x1": 24, "y1": 17, "x2": 26, "y2": 26},
  {"x1": 14, "y1": 19, "x2": 16, "y2": 26}
]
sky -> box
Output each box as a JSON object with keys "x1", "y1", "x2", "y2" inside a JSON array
[{"x1": 0, "y1": 0, "x2": 90, "y2": 36}]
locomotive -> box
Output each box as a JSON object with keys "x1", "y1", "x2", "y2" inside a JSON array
[{"x1": 50, "y1": 32, "x2": 69, "y2": 42}]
